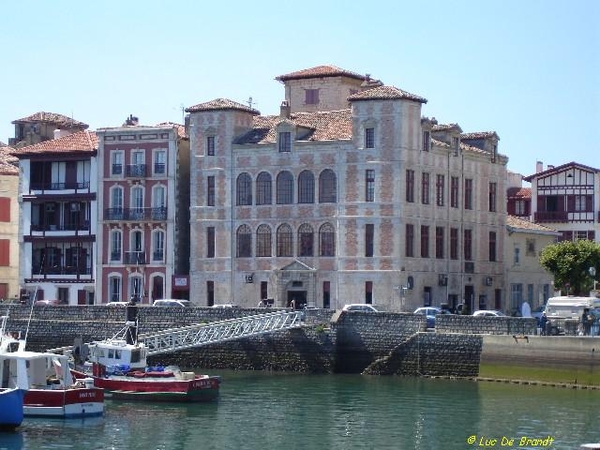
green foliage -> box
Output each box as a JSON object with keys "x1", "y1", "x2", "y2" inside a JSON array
[{"x1": 539, "y1": 240, "x2": 600, "y2": 295}]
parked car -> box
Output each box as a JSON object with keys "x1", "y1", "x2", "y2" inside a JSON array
[
  {"x1": 152, "y1": 299, "x2": 191, "y2": 307},
  {"x1": 413, "y1": 307, "x2": 443, "y2": 328},
  {"x1": 472, "y1": 310, "x2": 506, "y2": 317},
  {"x1": 342, "y1": 304, "x2": 378, "y2": 312},
  {"x1": 34, "y1": 299, "x2": 60, "y2": 306},
  {"x1": 106, "y1": 301, "x2": 130, "y2": 307}
]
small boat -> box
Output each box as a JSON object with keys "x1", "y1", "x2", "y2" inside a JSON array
[
  {"x1": 73, "y1": 314, "x2": 220, "y2": 402},
  {"x1": 0, "y1": 361, "x2": 27, "y2": 429},
  {"x1": 0, "y1": 316, "x2": 104, "y2": 418}
]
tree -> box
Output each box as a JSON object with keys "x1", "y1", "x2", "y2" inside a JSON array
[{"x1": 539, "y1": 240, "x2": 600, "y2": 296}]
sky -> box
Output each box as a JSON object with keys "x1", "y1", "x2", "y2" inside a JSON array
[{"x1": 1, "y1": 0, "x2": 598, "y2": 178}]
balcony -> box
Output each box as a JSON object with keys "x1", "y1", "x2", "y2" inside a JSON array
[
  {"x1": 31, "y1": 221, "x2": 90, "y2": 232},
  {"x1": 154, "y1": 163, "x2": 166, "y2": 175},
  {"x1": 30, "y1": 181, "x2": 90, "y2": 191},
  {"x1": 124, "y1": 251, "x2": 147, "y2": 265},
  {"x1": 534, "y1": 211, "x2": 569, "y2": 223},
  {"x1": 31, "y1": 265, "x2": 92, "y2": 276},
  {"x1": 153, "y1": 251, "x2": 164, "y2": 261},
  {"x1": 104, "y1": 207, "x2": 167, "y2": 221},
  {"x1": 125, "y1": 164, "x2": 147, "y2": 178}
]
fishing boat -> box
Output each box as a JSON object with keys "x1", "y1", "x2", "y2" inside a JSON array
[
  {"x1": 0, "y1": 316, "x2": 104, "y2": 418},
  {"x1": 0, "y1": 350, "x2": 28, "y2": 429},
  {"x1": 72, "y1": 312, "x2": 220, "y2": 402}
]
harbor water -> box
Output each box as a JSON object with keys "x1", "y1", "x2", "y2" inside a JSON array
[{"x1": 2, "y1": 370, "x2": 599, "y2": 450}]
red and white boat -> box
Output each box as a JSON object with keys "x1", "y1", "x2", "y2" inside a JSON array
[
  {"x1": 0, "y1": 317, "x2": 104, "y2": 418},
  {"x1": 73, "y1": 319, "x2": 220, "y2": 402}
]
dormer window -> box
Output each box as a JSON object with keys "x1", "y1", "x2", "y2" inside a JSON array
[
  {"x1": 278, "y1": 132, "x2": 291, "y2": 153},
  {"x1": 365, "y1": 127, "x2": 375, "y2": 149},
  {"x1": 305, "y1": 89, "x2": 319, "y2": 105}
]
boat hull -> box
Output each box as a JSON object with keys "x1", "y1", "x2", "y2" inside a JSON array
[
  {"x1": 91, "y1": 375, "x2": 220, "y2": 403},
  {"x1": 0, "y1": 388, "x2": 26, "y2": 429},
  {"x1": 23, "y1": 387, "x2": 104, "y2": 418}
]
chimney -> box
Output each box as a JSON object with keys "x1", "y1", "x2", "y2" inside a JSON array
[
  {"x1": 279, "y1": 101, "x2": 290, "y2": 119},
  {"x1": 536, "y1": 161, "x2": 543, "y2": 173}
]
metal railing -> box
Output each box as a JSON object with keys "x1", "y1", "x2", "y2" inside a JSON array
[{"x1": 143, "y1": 310, "x2": 304, "y2": 356}]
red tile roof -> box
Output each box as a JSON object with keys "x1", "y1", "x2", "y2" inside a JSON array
[
  {"x1": 523, "y1": 161, "x2": 600, "y2": 181},
  {"x1": 0, "y1": 146, "x2": 18, "y2": 175},
  {"x1": 276, "y1": 65, "x2": 368, "y2": 82},
  {"x1": 12, "y1": 111, "x2": 88, "y2": 129},
  {"x1": 461, "y1": 131, "x2": 499, "y2": 141},
  {"x1": 506, "y1": 215, "x2": 559, "y2": 234},
  {"x1": 235, "y1": 110, "x2": 353, "y2": 144},
  {"x1": 348, "y1": 85, "x2": 427, "y2": 104},
  {"x1": 185, "y1": 98, "x2": 260, "y2": 114},
  {"x1": 11, "y1": 131, "x2": 98, "y2": 156},
  {"x1": 507, "y1": 187, "x2": 531, "y2": 199},
  {"x1": 432, "y1": 123, "x2": 462, "y2": 132},
  {"x1": 155, "y1": 122, "x2": 188, "y2": 139}
]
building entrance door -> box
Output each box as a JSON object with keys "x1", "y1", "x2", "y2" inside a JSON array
[{"x1": 287, "y1": 291, "x2": 307, "y2": 309}]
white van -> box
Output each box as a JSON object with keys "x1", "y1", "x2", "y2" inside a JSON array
[{"x1": 545, "y1": 296, "x2": 600, "y2": 320}]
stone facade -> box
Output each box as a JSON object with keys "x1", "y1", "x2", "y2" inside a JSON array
[{"x1": 186, "y1": 65, "x2": 509, "y2": 313}]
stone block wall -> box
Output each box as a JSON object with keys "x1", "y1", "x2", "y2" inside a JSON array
[{"x1": 436, "y1": 314, "x2": 537, "y2": 335}]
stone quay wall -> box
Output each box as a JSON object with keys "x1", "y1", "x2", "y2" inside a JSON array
[{"x1": 0, "y1": 306, "x2": 547, "y2": 376}]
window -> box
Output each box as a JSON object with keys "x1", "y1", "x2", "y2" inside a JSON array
[
  {"x1": 489, "y1": 231, "x2": 496, "y2": 262},
  {"x1": 526, "y1": 239, "x2": 536, "y2": 256},
  {"x1": 278, "y1": 132, "x2": 291, "y2": 153},
  {"x1": 514, "y1": 246, "x2": 520, "y2": 265},
  {"x1": 298, "y1": 223, "x2": 314, "y2": 257},
  {"x1": 436, "y1": 175, "x2": 445, "y2": 207},
  {"x1": 489, "y1": 182, "x2": 497, "y2": 212},
  {"x1": 109, "y1": 276, "x2": 121, "y2": 302},
  {"x1": 236, "y1": 225, "x2": 252, "y2": 257},
  {"x1": 406, "y1": 170, "x2": 415, "y2": 203},
  {"x1": 256, "y1": 172, "x2": 272, "y2": 205},
  {"x1": 206, "y1": 136, "x2": 215, "y2": 156},
  {"x1": 207, "y1": 176, "x2": 215, "y2": 206},
  {"x1": 450, "y1": 228, "x2": 458, "y2": 260},
  {"x1": 365, "y1": 224, "x2": 374, "y2": 257},
  {"x1": 305, "y1": 89, "x2": 319, "y2": 105},
  {"x1": 207, "y1": 227, "x2": 215, "y2": 258},
  {"x1": 452, "y1": 136, "x2": 460, "y2": 155},
  {"x1": 421, "y1": 225, "x2": 429, "y2": 258},
  {"x1": 365, "y1": 281, "x2": 373, "y2": 304},
  {"x1": 405, "y1": 224, "x2": 414, "y2": 257},
  {"x1": 256, "y1": 224, "x2": 272, "y2": 257},
  {"x1": 0, "y1": 240, "x2": 9, "y2": 266},
  {"x1": 276, "y1": 224, "x2": 293, "y2": 257},
  {"x1": 435, "y1": 227, "x2": 444, "y2": 259},
  {"x1": 464, "y1": 179, "x2": 473, "y2": 210},
  {"x1": 153, "y1": 230, "x2": 164, "y2": 261},
  {"x1": 365, "y1": 170, "x2": 375, "y2": 202},
  {"x1": 319, "y1": 169, "x2": 337, "y2": 203},
  {"x1": 450, "y1": 176, "x2": 459, "y2": 208},
  {"x1": 0, "y1": 198, "x2": 10, "y2": 222},
  {"x1": 276, "y1": 171, "x2": 294, "y2": 204},
  {"x1": 365, "y1": 127, "x2": 375, "y2": 149},
  {"x1": 110, "y1": 230, "x2": 122, "y2": 261},
  {"x1": 298, "y1": 171, "x2": 315, "y2": 204},
  {"x1": 421, "y1": 172, "x2": 430, "y2": 205},
  {"x1": 131, "y1": 186, "x2": 144, "y2": 219},
  {"x1": 422, "y1": 131, "x2": 430, "y2": 152},
  {"x1": 236, "y1": 173, "x2": 252, "y2": 206},
  {"x1": 510, "y1": 283, "x2": 523, "y2": 310},
  {"x1": 319, "y1": 223, "x2": 335, "y2": 256},
  {"x1": 515, "y1": 200, "x2": 526, "y2": 215},
  {"x1": 154, "y1": 150, "x2": 166, "y2": 175},
  {"x1": 111, "y1": 186, "x2": 123, "y2": 209},
  {"x1": 464, "y1": 229, "x2": 472, "y2": 261},
  {"x1": 574, "y1": 195, "x2": 589, "y2": 212},
  {"x1": 527, "y1": 284, "x2": 534, "y2": 302},
  {"x1": 207, "y1": 281, "x2": 215, "y2": 307},
  {"x1": 111, "y1": 151, "x2": 123, "y2": 176}
]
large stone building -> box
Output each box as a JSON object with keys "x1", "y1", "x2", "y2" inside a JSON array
[{"x1": 186, "y1": 65, "x2": 508, "y2": 312}]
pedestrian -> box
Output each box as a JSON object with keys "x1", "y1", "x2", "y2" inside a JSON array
[
  {"x1": 290, "y1": 298, "x2": 296, "y2": 310},
  {"x1": 540, "y1": 312, "x2": 548, "y2": 336},
  {"x1": 581, "y1": 308, "x2": 592, "y2": 336}
]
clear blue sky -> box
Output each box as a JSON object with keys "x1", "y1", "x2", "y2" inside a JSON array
[{"x1": 1, "y1": 0, "x2": 598, "y2": 178}]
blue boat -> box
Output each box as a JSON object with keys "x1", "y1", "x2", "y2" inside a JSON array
[{"x1": 0, "y1": 316, "x2": 30, "y2": 429}]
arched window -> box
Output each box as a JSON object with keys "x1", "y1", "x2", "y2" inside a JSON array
[
  {"x1": 129, "y1": 275, "x2": 143, "y2": 303},
  {"x1": 236, "y1": 173, "x2": 252, "y2": 206},
  {"x1": 256, "y1": 224, "x2": 272, "y2": 257},
  {"x1": 131, "y1": 186, "x2": 144, "y2": 220},
  {"x1": 110, "y1": 186, "x2": 124, "y2": 219},
  {"x1": 110, "y1": 229, "x2": 122, "y2": 261},
  {"x1": 256, "y1": 172, "x2": 272, "y2": 205},
  {"x1": 319, "y1": 222, "x2": 335, "y2": 256},
  {"x1": 298, "y1": 170, "x2": 315, "y2": 204},
  {"x1": 298, "y1": 223, "x2": 314, "y2": 257},
  {"x1": 152, "y1": 229, "x2": 165, "y2": 261},
  {"x1": 319, "y1": 169, "x2": 337, "y2": 203},
  {"x1": 276, "y1": 224, "x2": 293, "y2": 257},
  {"x1": 276, "y1": 171, "x2": 294, "y2": 204},
  {"x1": 237, "y1": 224, "x2": 252, "y2": 257},
  {"x1": 152, "y1": 185, "x2": 166, "y2": 220},
  {"x1": 108, "y1": 274, "x2": 122, "y2": 302}
]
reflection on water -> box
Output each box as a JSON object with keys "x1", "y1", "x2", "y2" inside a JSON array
[{"x1": 4, "y1": 372, "x2": 600, "y2": 450}]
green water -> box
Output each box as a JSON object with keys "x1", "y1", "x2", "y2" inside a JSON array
[{"x1": 5, "y1": 371, "x2": 600, "y2": 449}]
